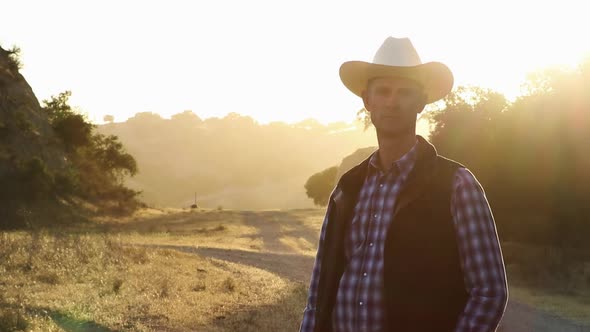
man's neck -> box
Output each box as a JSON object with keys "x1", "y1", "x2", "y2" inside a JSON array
[{"x1": 376, "y1": 132, "x2": 417, "y2": 171}]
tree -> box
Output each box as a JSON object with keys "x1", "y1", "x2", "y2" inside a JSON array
[
  {"x1": 426, "y1": 86, "x2": 508, "y2": 190},
  {"x1": 43, "y1": 91, "x2": 93, "y2": 150},
  {"x1": 426, "y1": 68, "x2": 590, "y2": 246},
  {"x1": 305, "y1": 166, "x2": 338, "y2": 207},
  {"x1": 41, "y1": 91, "x2": 142, "y2": 213},
  {"x1": 5, "y1": 45, "x2": 23, "y2": 70},
  {"x1": 90, "y1": 133, "x2": 138, "y2": 180}
]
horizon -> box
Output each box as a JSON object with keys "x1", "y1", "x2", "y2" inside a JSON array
[
  {"x1": 97, "y1": 108, "x2": 434, "y2": 138},
  {"x1": 2, "y1": 0, "x2": 589, "y2": 125}
]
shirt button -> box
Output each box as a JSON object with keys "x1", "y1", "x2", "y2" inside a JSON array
[
  {"x1": 374, "y1": 214, "x2": 377, "y2": 218},
  {"x1": 379, "y1": 184, "x2": 383, "y2": 188},
  {"x1": 369, "y1": 243, "x2": 374, "y2": 247},
  {"x1": 359, "y1": 301, "x2": 364, "y2": 306},
  {"x1": 363, "y1": 272, "x2": 367, "y2": 277}
]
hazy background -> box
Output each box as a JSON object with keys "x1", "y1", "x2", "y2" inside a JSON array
[
  {"x1": 2, "y1": 0, "x2": 589, "y2": 125},
  {"x1": 3, "y1": 0, "x2": 588, "y2": 210},
  {"x1": 97, "y1": 112, "x2": 382, "y2": 209}
]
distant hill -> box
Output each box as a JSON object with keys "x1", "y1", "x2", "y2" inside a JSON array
[{"x1": 97, "y1": 112, "x2": 378, "y2": 209}]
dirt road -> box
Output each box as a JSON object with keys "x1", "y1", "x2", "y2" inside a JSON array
[
  {"x1": 130, "y1": 209, "x2": 589, "y2": 331},
  {"x1": 150, "y1": 243, "x2": 587, "y2": 332}
]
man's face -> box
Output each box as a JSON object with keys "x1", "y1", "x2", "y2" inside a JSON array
[{"x1": 362, "y1": 76, "x2": 426, "y2": 138}]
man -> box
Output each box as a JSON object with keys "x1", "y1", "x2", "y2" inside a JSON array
[{"x1": 300, "y1": 37, "x2": 508, "y2": 332}]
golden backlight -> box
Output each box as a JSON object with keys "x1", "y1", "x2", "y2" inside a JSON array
[{"x1": 0, "y1": 0, "x2": 588, "y2": 125}]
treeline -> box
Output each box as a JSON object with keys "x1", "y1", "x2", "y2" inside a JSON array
[{"x1": 427, "y1": 62, "x2": 590, "y2": 247}]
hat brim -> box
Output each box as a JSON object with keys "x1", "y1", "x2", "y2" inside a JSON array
[{"x1": 339, "y1": 61, "x2": 454, "y2": 103}]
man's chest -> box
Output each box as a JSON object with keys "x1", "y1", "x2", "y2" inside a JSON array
[{"x1": 345, "y1": 170, "x2": 405, "y2": 259}]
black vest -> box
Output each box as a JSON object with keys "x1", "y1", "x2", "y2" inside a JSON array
[{"x1": 315, "y1": 137, "x2": 469, "y2": 332}]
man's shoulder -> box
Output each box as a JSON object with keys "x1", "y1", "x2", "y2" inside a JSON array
[
  {"x1": 434, "y1": 155, "x2": 484, "y2": 192},
  {"x1": 436, "y1": 154, "x2": 466, "y2": 169},
  {"x1": 336, "y1": 152, "x2": 373, "y2": 184},
  {"x1": 431, "y1": 155, "x2": 466, "y2": 184}
]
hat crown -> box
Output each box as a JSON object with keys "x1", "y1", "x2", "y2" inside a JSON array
[
  {"x1": 372, "y1": 37, "x2": 422, "y2": 67},
  {"x1": 339, "y1": 36, "x2": 453, "y2": 103}
]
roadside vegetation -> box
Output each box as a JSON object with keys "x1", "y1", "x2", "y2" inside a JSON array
[{"x1": 0, "y1": 215, "x2": 307, "y2": 331}]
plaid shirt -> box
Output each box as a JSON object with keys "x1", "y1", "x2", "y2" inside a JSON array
[{"x1": 301, "y1": 141, "x2": 508, "y2": 332}]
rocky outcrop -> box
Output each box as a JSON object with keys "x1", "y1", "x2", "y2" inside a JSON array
[
  {"x1": 0, "y1": 46, "x2": 71, "y2": 227},
  {"x1": 0, "y1": 46, "x2": 67, "y2": 176}
]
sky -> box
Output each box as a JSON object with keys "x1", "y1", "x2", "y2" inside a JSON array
[{"x1": 1, "y1": 0, "x2": 589, "y2": 125}]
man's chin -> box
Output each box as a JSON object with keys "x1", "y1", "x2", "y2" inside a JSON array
[{"x1": 376, "y1": 127, "x2": 415, "y2": 139}]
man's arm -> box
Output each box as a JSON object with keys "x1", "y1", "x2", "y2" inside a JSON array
[
  {"x1": 299, "y1": 198, "x2": 333, "y2": 332},
  {"x1": 451, "y1": 168, "x2": 509, "y2": 332}
]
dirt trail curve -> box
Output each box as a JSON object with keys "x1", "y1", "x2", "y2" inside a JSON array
[
  {"x1": 136, "y1": 210, "x2": 589, "y2": 331},
  {"x1": 146, "y1": 243, "x2": 588, "y2": 332}
]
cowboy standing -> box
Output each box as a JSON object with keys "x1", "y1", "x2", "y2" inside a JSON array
[{"x1": 300, "y1": 37, "x2": 508, "y2": 332}]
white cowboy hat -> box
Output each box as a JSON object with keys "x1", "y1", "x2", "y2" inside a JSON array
[{"x1": 339, "y1": 37, "x2": 454, "y2": 103}]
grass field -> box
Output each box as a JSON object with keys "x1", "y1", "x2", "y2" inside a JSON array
[{"x1": 1, "y1": 208, "x2": 588, "y2": 331}]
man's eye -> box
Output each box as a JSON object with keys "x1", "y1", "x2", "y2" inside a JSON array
[
  {"x1": 376, "y1": 87, "x2": 391, "y2": 96},
  {"x1": 397, "y1": 88, "x2": 417, "y2": 97}
]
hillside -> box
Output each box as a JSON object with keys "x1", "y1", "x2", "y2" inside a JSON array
[
  {"x1": 0, "y1": 46, "x2": 141, "y2": 228},
  {"x1": 0, "y1": 46, "x2": 70, "y2": 226},
  {"x1": 0, "y1": 47, "x2": 67, "y2": 177},
  {"x1": 97, "y1": 112, "x2": 378, "y2": 209}
]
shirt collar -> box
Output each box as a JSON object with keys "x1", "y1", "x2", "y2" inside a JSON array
[{"x1": 368, "y1": 138, "x2": 418, "y2": 177}]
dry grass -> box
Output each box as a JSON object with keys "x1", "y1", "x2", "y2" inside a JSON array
[
  {"x1": 99, "y1": 209, "x2": 324, "y2": 257},
  {"x1": 0, "y1": 228, "x2": 308, "y2": 331},
  {"x1": 2, "y1": 208, "x2": 588, "y2": 331},
  {"x1": 503, "y1": 241, "x2": 590, "y2": 325},
  {"x1": 503, "y1": 242, "x2": 590, "y2": 295},
  {"x1": 508, "y1": 287, "x2": 590, "y2": 326},
  {"x1": 101, "y1": 209, "x2": 267, "y2": 252}
]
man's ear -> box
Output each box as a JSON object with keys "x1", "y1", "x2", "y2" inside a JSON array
[
  {"x1": 416, "y1": 92, "x2": 427, "y2": 114},
  {"x1": 361, "y1": 90, "x2": 370, "y2": 112}
]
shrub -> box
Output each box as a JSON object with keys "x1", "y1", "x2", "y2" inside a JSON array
[
  {"x1": 36, "y1": 271, "x2": 60, "y2": 285},
  {"x1": 18, "y1": 157, "x2": 55, "y2": 201},
  {"x1": 304, "y1": 166, "x2": 338, "y2": 207},
  {"x1": 5, "y1": 45, "x2": 23, "y2": 71},
  {"x1": 220, "y1": 277, "x2": 236, "y2": 292},
  {"x1": 112, "y1": 278, "x2": 124, "y2": 294}
]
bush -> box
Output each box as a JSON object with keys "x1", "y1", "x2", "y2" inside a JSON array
[
  {"x1": 40, "y1": 91, "x2": 142, "y2": 217},
  {"x1": 304, "y1": 166, "x2": 338, "y2": 207},
  {"x1": 5, "y1": 45, "x2": 23, "y2": 71},
  {"x1": 18, "y1": 157, "x2": 55, "y2": 200},
  {"x1": 52, "y1": 113, "x2": 93, "y2": 150}
]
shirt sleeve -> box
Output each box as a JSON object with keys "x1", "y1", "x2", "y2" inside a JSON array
[
  {"x1": 299, "y1": 199, "x2": 333, "y2": 332},
  {"x1": 451, "y1": 168, "x2": 509, "y2": 332}
]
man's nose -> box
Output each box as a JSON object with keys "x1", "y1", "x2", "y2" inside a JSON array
[
  {"x1": 383, "y1": 93, "x2": 401, "y2": 108},
  {"x1": 384, "y1": 99, "x2": 400, "y2": 112}
]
